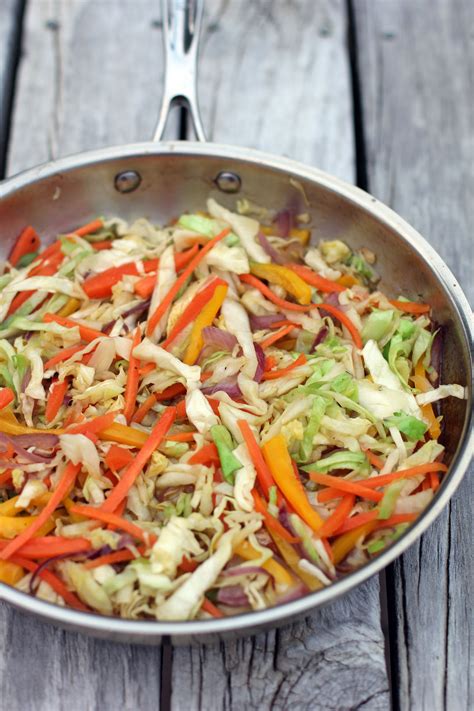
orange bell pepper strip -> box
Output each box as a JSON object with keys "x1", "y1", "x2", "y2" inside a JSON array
[
  {"x1": 332, "y1": 522, "x2": 378, "y2": 564},
  {"x1": 183, "y1": 284, "x2": 228, "y2": 365},
  {"x1": 262, "y1": 434, "x2": 324, "y2": 533},
  {"x1": 249, "y1": 263, "x2": 312, "y2": 305},
  {"x1": 267, "y1": 530, "x2": 323, "y2": 591},
  {"x1": 8, "y1": 226, "x2": 41, "y2": 266},
  {"x1": 0, "y1": 560, "x2": 25, "y2": 585},
  {"x1": 234, "y1": 540, "x2": 293, "y2": 587},
  {"x1": 240, "y1": 274, "x2": 312, "y2": 312},
  {"x1": 413, "y1": 360, "x2": 442, "y2": 439}
]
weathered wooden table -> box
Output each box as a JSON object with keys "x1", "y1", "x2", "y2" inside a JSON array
[{"x1": 0, "y1": 1, "x2": 472, "y2": 709}]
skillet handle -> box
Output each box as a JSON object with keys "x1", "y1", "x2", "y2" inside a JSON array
[{"x1": 153, "y1": 0, "x2": 207, "y2": 142}]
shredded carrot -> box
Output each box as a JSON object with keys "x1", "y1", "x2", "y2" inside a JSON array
[
  {"x1": 309, "y1": 470, "x2": 383, "y2": 502},
  {"x1": 91, "y1": 240, "x2": 113, "y2": 251},
  {"x1": 240, "y1": 274, "x2": 312, "y2": 312},
  {"x1": 134, "y1": 245, "x2": 200, "y2": 299},
  {"x1": 319, "y1": 494, "x2": 356, "y2": 538},
  {"x1": 363, "y1": 448, "x2": 384, "y2": 470},
  {"x1": 264, "y1": 355, "x2": 277, "y2": 372},
  {"x1": 201, "y1": 597, "x2": 224, "y2": 618},
  {"x1": 259, "y1": 324, "x2": 295, "y2": 349},
  {"x1": 167, "y1": 432, "x2": 197, "y2": 442},
  {"x1": 358, "y1": 462, "x2": 448, "y2": 489},
  {"x1": 44, "y1": 344, "x2": 84, "y2": 370},
  {"x1": 288, "y1": 264, "x2": 345, "y2": 293},
  {"x1": 252, "y1": 490, "x2": 298, "y2": 543},
  {"x1": 0, "y1": 536, "x2": 92, "y2": 559},
  {"x1": 100, "y1": 406, "x2": 176, "y2": 512},
  {"x1": 45, "y1": 379, "x2": 68, "y2": 423},
  {"x1": 67, "y1": 411, "x2": 117, "y2": 435},
  {"x1": 238, "y1": 420, "x2": 280, "y2": 501},
  {"x1": 105, "y1": 445, "x2": 134, "y2": 473},
  {"x1": 123, "y1": 327, "x2": 141, "y2": 423},
  {"x1": 0, "y1": 388, "x2": 15, "y2": 411},
  {"x1": 189, "y1": 443, "x2": 220, "y2": 466},
  {"x1": 132, "y1": 383, "x2": 186, "y2": 423},
  {"x1": 147, "y1": 228, "x2": 230, "y2": 336},
  {"x1": 179, "y1": 555, "x2": 199, "y2": 573},
  {"x1": 261, "y1": 354, "x2": 307, "y2": 380},
  {"x1": 269, "y1": 320, "x2": 302, "y2": 329},
  {"x1": 315, "y1": 303, "x2": 363, "y2": 349},
  {"x1": 430, "y1": 470, "x2": 440, "y2": 491},
  {"x1": 69, "y1": 504, "x2": 156, "y2": 546},
  {"x1": 43, "y1": 313, "x2": 104, "y2": 342},
  {"x1": 0, "y1": 462, "x2": 81, "y2": 561},
  {"x1": 84, "y1": 547, "x2": 145, "y2": 570},
  {"x1": 7, "y1": 259, "x2": 63, "y2": 317},
  {"x1": 10, "y1": 554, "x2": 88, "y2": 611},
  {"x1": 390, "y1": 300, "x2": 431, "y2": 314},
  {"x1": 8, "y1": 226, "x2": 41, "y2": 266},
  {"x1": 73, "y1": 218, "x2": 103, "y2": 237}
]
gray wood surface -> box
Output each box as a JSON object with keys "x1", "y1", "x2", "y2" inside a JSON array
[
  {"x1": 0, "y1": 0, "x2": 22, "y2": 171},
  {"x1": 354, "y1": 1, "x2": 473, "y2": 709}
]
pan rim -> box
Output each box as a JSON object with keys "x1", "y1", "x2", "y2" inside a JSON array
[{"x1": 0, "y1": 140, "x2": 472, "y2": 639}]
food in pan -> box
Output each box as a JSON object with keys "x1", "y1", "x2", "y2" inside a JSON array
[{"x1": 0, "y1": 201, "x2": 466, "y2": 619}]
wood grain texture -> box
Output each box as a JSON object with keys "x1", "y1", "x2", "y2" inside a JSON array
[
  {"x1": 171, "y1": 3, "x2": 389, "y2": 708},
  {"x1": 196, "y1": 0, "x2": 355, "y2": 182},
  {"x1": 7, "y1": 0, "x2": 173, "y2": 177},
  {"x1": 354, "y1": 1, "x2": 473, "y2": 709},
  {"x1": 0, "y1": 0, "x2": 23, "y2": 171}
]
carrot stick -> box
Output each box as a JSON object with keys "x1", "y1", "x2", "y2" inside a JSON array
[
  {"x1": 188, "y1": 443, "x2": 220, "y2": 466},
  {"x1": 375, "y1": 513, "x2": 417, "y2": 528},
  {"x1": 0, "y1": 388, "x2": 15, "y2": 411},
  {"x1": 240, "y1": 274, "x2": 312, "y2": 312},
  {"x1": 84, "y1": 547, "x2": 144, "y2": 570},
  {"x1": 319, "y1": 494, "x2": 356, "y2": 537},
  {"x1": 259, "y1": 324, "x2": 295, "y2": 349},
  {"x1": 10, "y1": 554, "x2": 88, "y2": 611},
  {"x1": 252, "y1": 490, "x2": 298, "y2": 543},
  {"x1": 8, "y1": 226, "x2": 41, "y2": 266},
  {"x1": 100, "y1": 406, "x2": 176, "y2": 512},
  {"x1": 0, "y1": 471, "x2": 12, "y2": 486},
  {"x1": 73, "y1": 218, "x2": 103, "y2": 236},
  {"x1": 356, "y1": 462, "x2": 448, "y2": 489},
  {"x1": 146, "y1": 228, "x2": 230, "y2": 336},
  {"x1": 363, "y1": 448, "x2": 384, "y2": 470},
  {"x1": 430, "y1": 471, "x2": 440, "y2": 491},
  {"x1": 69, "y1": 505, "x2": 156, "y2": 546},
  {"x1": 308, "y1": 471, "x2": 383, "y2": 502},
  {"x1": 45, "y1": 379, "x2": 68, "y2": 423},
  {"x1": 288, "y1": 264, "x2": 345, "y2": 293},
  {"x1": 317, "y1": 486, "x2": 348, "y2": 503},
  {"x1": 0, "y1": 462, "x2": 81, "y2": 561},
  {"x1": 123, "y1": 328, "x2": 141, "y2": 423},
  {"x1": 44, "y1": 344, "x2": 85, "y2": 370},
  {"x1": 264, "y1": 355, "x2": 277, "y2": 372},
  {"x1": 134, "y1": 245, "x2": 200, "y2": 299},
  {"x1": 167, "y1": 432, "x2": 197, "y2": 442},
  {"x1": 238, "y1": 420, "x2": 280, "y2": 500},
  {"x1": 389, "y1": 300, "x2": 431, "y2": 314},
  {"x1": 91, "y1": 240, "x2": 113, "y2": 251},
  {"x1": 132, "y1": 383, "x2": 186, "y2": 423},
  {"x1": 67, "y1": 411, "x2": 117, "y2": 435},
  {"x1": 315, "y1": 303, "x2": 363, "y2": 349},
  {"x1": 161, "y1": 278, "x2": 227, "y2": 349},
  {"x1": 43, "y1": 313, "x2": 104, "y2": 343},
  {"x1": 201, "y1": 597, "x2": 224, "y2": 618},
  {"x1": 261, "y1": 354, "x2": 307, "y2": 380},
  {"x1": 0, "y1": 536, "x2": 92, "y2": 559}
]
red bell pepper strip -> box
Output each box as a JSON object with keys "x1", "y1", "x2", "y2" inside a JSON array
[{"x1": 8, "y1": 226, "x2": 41, "y2": 266}]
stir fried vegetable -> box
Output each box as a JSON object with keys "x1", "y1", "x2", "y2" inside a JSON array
[{"x1": 0, "y1": 202, "x2": 465, "y2": 620}]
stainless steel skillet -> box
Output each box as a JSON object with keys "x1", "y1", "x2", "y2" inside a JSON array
[{"x1": 0, "y1": 0, "x2": 471, "y2": 644}]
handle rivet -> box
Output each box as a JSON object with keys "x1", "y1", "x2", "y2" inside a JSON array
[
  {"x1": 114, "y1": 170, "x2": 142, "y2": 193},
  {"x1": 214, "y1": 171, "x2": 241, "y2": 193}
]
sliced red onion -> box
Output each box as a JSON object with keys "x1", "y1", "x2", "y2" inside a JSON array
[
  {"x1": 123, "y1": 299, "x2": 150, "y2": 320},
  {"x1": 29, "y1": 552, "x2": 77, "y2": 594},
  {"x1": 12, "y1": 434, "x2": 59, "y2": 450},
  {"x1": 273, "y1": 209, "x2": 294, "y2": 238},
  {"x1": 202, "y1": 377, "x2": 241, "y2": 398},
  {"x1": 311, "y1": 326, "x2": 328, "y2": 352},
  {"x1": 257, "y1": 231, "x2": 285, "y2": 264},
  {"x1": 201, "y1": 327, "x2": 237, "y2": 351},
  {"x1": 254, "y1": 343, "x2": 265, "y2": 383},
  {"x1": 222, "y1": 565, "x2": 268, "y2": 577},
  {"x1": 0, "y1": 433, "x2": 55, "y2": 463},
  {"x1": 21, "y1": 368, "x2": 31, "y2": 394},
  {"x1": 216, "y1": 585, "x2": 249, "y2": 607},
  {"x1": 249, "y1": 313, "x2": 285, "y2": 331},
  {"x1": 323, "y1": 292, "x2": 341, "y2": 308}
]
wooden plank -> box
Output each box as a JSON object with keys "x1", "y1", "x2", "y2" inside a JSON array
[
  {"x1": 0, "y1": 0, "x2": 23, "y2": 172},
  {"x1": 1, "y1": 2, "x2": 172, "y2": 709},
  {"x1": 7, "y1": 0, "x2": 175, "y2": 177},
  {"x1": 354, "y1": 1, "x2": 473, "y2": 709},
  {"x1": 171, "y1": 2, "x2": 390, "y2": 708}
]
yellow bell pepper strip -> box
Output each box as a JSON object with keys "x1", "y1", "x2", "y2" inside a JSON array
[
  {"x1": 337, "y1": 274, "x2": 360, "y2": 288},
  {"x1": 0, "y1": 514, "x2": 56, "y2": 539},
  {"x1": 249, "y1": 263, "x2": 312, "y2": 305},
  {"x1": 412, "y1": 360, "x2": 441, "y2": 439},
  {"x1": 0, "y1": 492, "x2": 51, "y2": 516},
  {"x1": 262, "y1": 434, "x2": 324, "y2": 534},
  {"x1": 268, "y1": 530, "x2": 322, "y2": 591},
  {"x1": 289, "y1": 227, "x2": 311, "y2": 245},
  {"x1": 234, "y1": 540, "x2": 293, "y2": 587},
  {"x1": 0, "y1": 560, "x2": 25, "y2": 585},
  {"x1": 183, "y1": 283, "x2": 228, "y2": 365},
  {"x1": 57, "y1": 297, "x2": 81, "y2": 318},
  {"x1": 332, "y1": 522, "x2": 378, "y2": 565}
]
